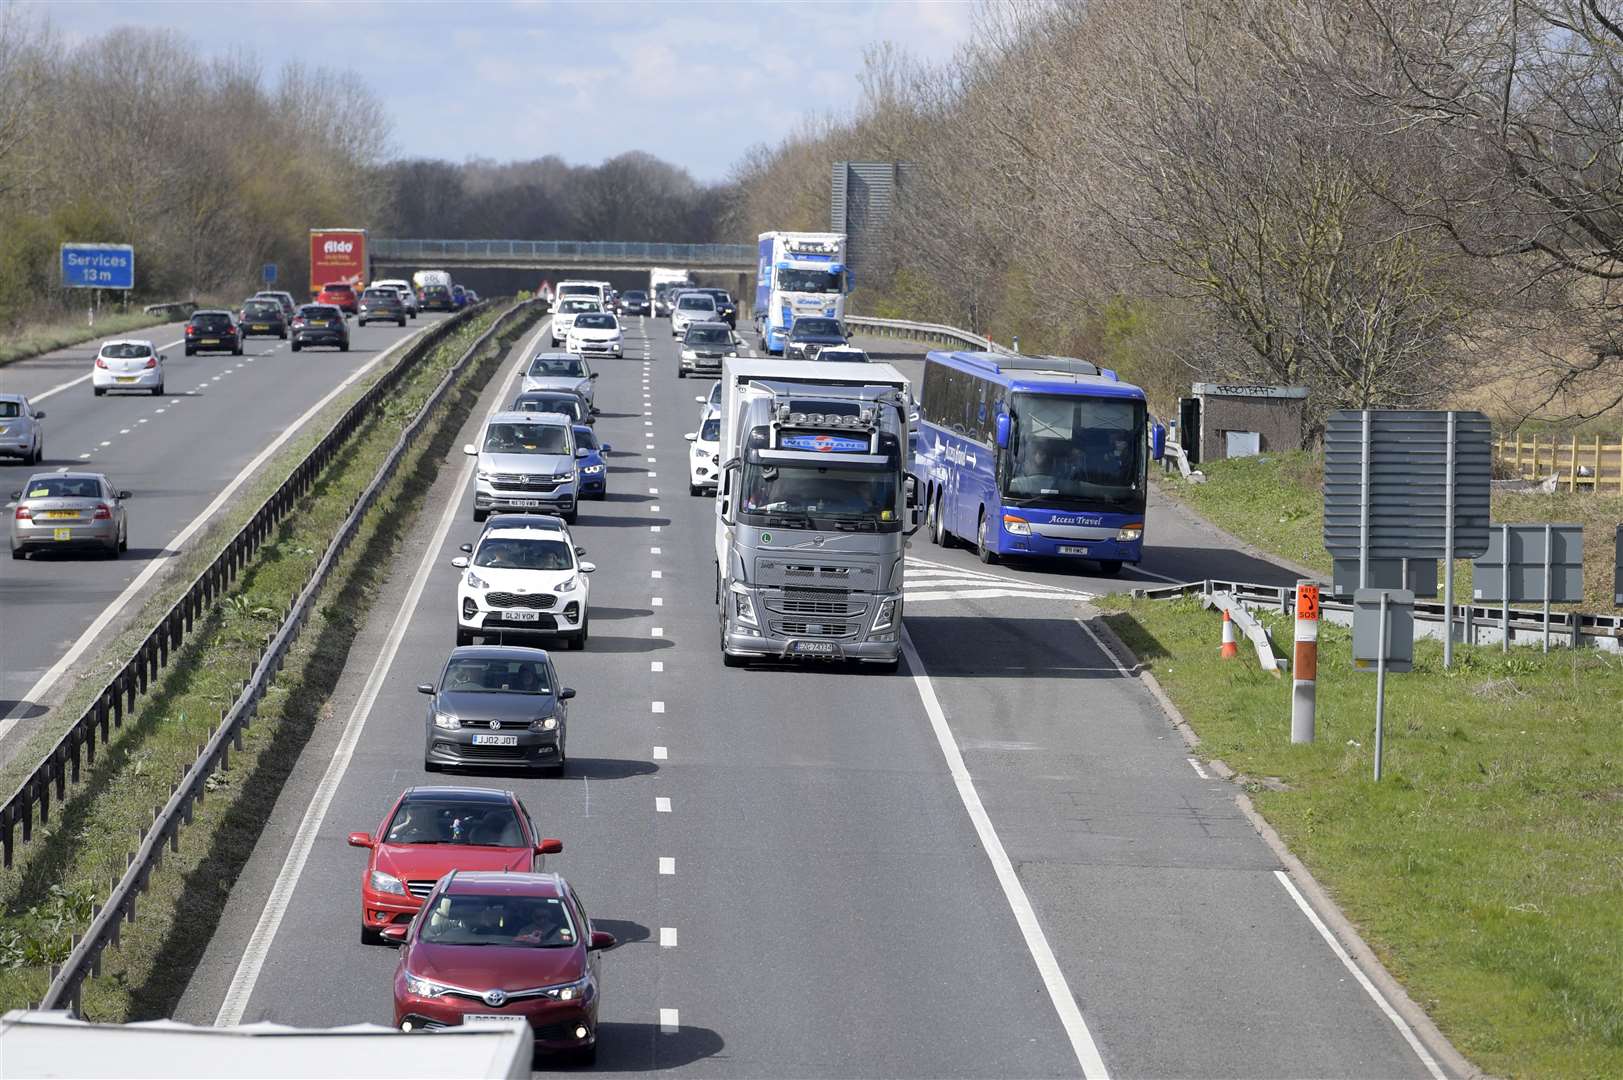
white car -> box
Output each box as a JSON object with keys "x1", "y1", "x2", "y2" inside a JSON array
[
  {"x1": 92, "y1": 340, "x2": 164, "y2": 397},
  {"x1": 815, "y1": 345, "x2": 869, "y2": 363},
  {"x1": 451, "y1": 522, "x2": 595, "y2": 649},
  {"x1": 670, "y1": 293, "x2": 719, "y2": 337},
  {"x1": 550, "y1": 297, "x2": 603, "y2": 346},
  {"x1": 694, "y1": 379, "x2": 722, "y2": 426},
  {"x1": 565, "y1": 312, "x2": 624, "y2": 358},
  {"x1": 685, "y1": 407, "x2": 722, "y2": 495},
  {"x1": 370, "y1": 279, "x2": 419, "y2": 317}
]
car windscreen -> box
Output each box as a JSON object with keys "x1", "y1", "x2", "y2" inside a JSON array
[
  {"x1": 559, "y1": 299, "x2": 598, "y2": 313},
  {"x1": 574, "y1": 314, "x2": 616, "y2": 329},
  {"x1": 100, "y1": 343, "x2": 152, "y2": 358},
  {"x1": 385, "y1": 796, "x2": 526, "y2": 845},
  {"x1": 677, "y1": 297, "x2": 715, "y2": 311},
  {"x1": 297, "y1": 306, "x2": 338, "y2": 319},
  {"x1": 624, "y1": 290, "x2": 647, "y2": 300},
  {"x1": 685, "y1": 326, "x2": 731, "y2": 347},
  {"x1": 421, "y1": 893, "x2": 577, "y2": 948},
  {"x1": 362, "y1": 290, "x2": 395, "y2": 300},
  {"x1": 572, "y1": 427, "x2": 598, "y2": 449},
  {"x1": 22, "y1": 477, "x2": 102, "y2": 500},
  {"x1": 424, "y1": 285, "x2": 450, "y2": 295},
  {"x1": 243, "y1": 302, "x2": 280, "y2": 316},
  {"x1": 528, "y1": 356, "x2": 585, "y2": 377},
  {"x1": 0, "y1": 401, "x2": 21, "y2": 418},
  {"x1": 482, "y1": 422, "x2": 569, "y2": 455},
  {"x1": 323, "y1": 283, "x2": 354, "y2": 293},
  {"x1": 791, "y1": 318, "x2": 842, "y2": 337},
  {"x1": 192, "y1": 314, "x2": 232, "y2": 329},
  {"x1": 514, "y1": 396, "x2": 583, "y2": 420},
  {"x1": 700, "y1": 417, "x2": 720, "y2": 441},
  {"x1": 703, "y1": 290, "x2": 732, "y2": 304},
  {"x1": 473, "y1": 536, "x2": 572, "y2": 570}
]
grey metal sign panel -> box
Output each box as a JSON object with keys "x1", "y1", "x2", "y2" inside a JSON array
[
  {"x1": 1332, "y1": 558, "x2": 1438, "y2": 598},
  {"x1": 1323, "y1": 410, "x2": 1493, "y2": 560},
  {"x1": 1352, "y1": 588, "x2": 1414, "y2": 673},
  {"x1": 1615, "y1": 524, "x2": 1622, "y2": 607},
  {"x1": 1472, "y1": 524, "x2": 1585, "y2": 604}
]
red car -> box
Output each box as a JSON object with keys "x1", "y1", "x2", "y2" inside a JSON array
[
  {"x1": 315, "y1": 281, "x2": 358, "y2": 315},
  {"x1": 348, "y1": 786, "x2": 562, "y2": 944},
  {"x1": 394, "y1": 870, "x2": 614, "y2": 1062}
]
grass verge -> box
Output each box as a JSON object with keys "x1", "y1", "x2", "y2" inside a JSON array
[
  {"x1": 1098, "y1": 594, "x2": 1623, "y2": 1078},
  {"x1": 0, "y1": 303, "x2": 537, "y2": 1017},
  {"x1": 0, "y1": 311, "x2": 174, "y2": 367},
  {"x1": 1160, "y1": 450, "x2": 1623, "y2": 609}
]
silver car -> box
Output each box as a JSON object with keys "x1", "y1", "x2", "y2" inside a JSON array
[
  {"x1": 10, "y1": 471, "x2": 130, "y2": 559},
  {"x1": 463, "y1": 411, "x2": 583, "y2": 523},
  {"x1": 671, "y1": 293, "x2": 719, "y2": 337},
  {"x1": 0, "y1": 394, "x2": 45, "y2": 463},
  {"x1": 520, "y1": 352, "x2": 597, "y2": 411}
]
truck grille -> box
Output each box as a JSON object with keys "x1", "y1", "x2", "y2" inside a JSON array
[
  {"x1": 779, "y1": 564, "x2": 851, "y2": 582},
  {"x1": 486, "y1": 592, "x2": 556, "y2": 609},
  {"x1": 768, "y1": 588, "x2": 864, "y2": 617},
  {"x1": 771, "y1": 620, "x2": 856, "y2": 639}
]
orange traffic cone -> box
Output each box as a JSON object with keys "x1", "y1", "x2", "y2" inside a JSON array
[{"x1": 1219, "y1": 609, "x2": 1239, "y2": 659}]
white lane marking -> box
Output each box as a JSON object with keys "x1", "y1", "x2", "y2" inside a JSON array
[
  {"x1": 2, "y1": 324, "x2": 434, "y2": 733},
  {"x1": 659, "y1": 1008, "x2": 679, "y2": 1034},
  {"x1": 900, "y1": 627, "x2": 1111, "y2": 1078},
  {"x1": 652, "y1": 745, "x2": 667, "y2": 759},
  {"x1": 137, "y1": 418, "x2": 148, "y2": 423},
  {"x1": 646, "y1": 471, "x2": 657, "y2": 479},
  {"x1": 77, "y1": 453, "x2": 90, "y2": 460},
  {"x1": 651, "y1": 627, "x2": 664, "y2": 637},
  {"x1": 650, "y1": 546, "x2": 661, "y2": 554},
  {"x1": 154, "y1": 408, "x2": 165, "y2": 414},
  {"x1": 655, "y1": 797, "x2": 671, "y2": 813},
  {"x1": 644, "y1": 420, "x2": 652, "y2": 426},
  {"x1": 651, "y1": 570, "x2": 662, "y2": 579},
  {"x1": 646, "y1": 457, "x2": 656, "y2": 463},
  {"x1": 213, "y1": 318, "x2": 551, "y2": 1024},
  {"x1": 119, "y1": 428, "x2": 131, "y2": 434},
  {"x1": 1187, "y1": 757, "x2": 1211, "y2": 779},
  {"x1": 652, "y1": 701, "x2": 665, "y2": 714},
  {"x1": 98, "y1": 440, "x2": 110, "y2": 447},
  {"x1": 659, "y1": 927, "x2": 677, "y2": 947},
  {"x1": 1131, "y1": 567, "x2": 1186, "y2": 584},
  {"x1": 651, "y1": 661, "x2": 664, "y2": 672},
  {"x1": 658, "y1": 857, "x2": 675, "y2": 875},
  {"x1": 649, "y1": 505, "x2": 660, "y2": 512},
  {"x1": 651, "y1": 525, "x2": 661, "y2": 533},
  {"x1": 1273, "y1": 871, "x2": 1446, "y2": 1079},
  {"x1": 28, "y1": 335, "x2": 184, "y2": 402},
  {"x1": 648, "y1": 487, "x2": 658, "y2": 494},
  {"x1": 904, "y1": 555, "x2": 1094, "y2": 597}
]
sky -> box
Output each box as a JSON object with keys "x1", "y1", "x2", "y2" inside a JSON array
[{"x1": 33, "y1": 0, "x2": 980, "y2": 182}]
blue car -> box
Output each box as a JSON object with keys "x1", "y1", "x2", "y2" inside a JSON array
[
  {"x1": 451, "y1": 284, "x2": 468, "y2": 308},
  {"x1": 573, "y1": 423, "x2": 609, "y2": 499}
]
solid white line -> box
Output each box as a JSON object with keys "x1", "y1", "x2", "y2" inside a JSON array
[
  {"x1": 652, "y1": 745, "x2": 667, "y2": 759},
  {"x1": 1130, "y1": 567, "x2": 1185, "y2": 585},
  {"x1": 650, "y1": 525, "x2": 661, "y2": 533},
  {"x1": 213, "y1": 316, "x2": 551, "y2": 1025},
  {"x1": 900, "y1": 627, "x2": 1110, "y2": 1078},
  {"x1": 659, "y1": 927, "x2": 677, "y2": 947},
  {"x1": 659, "y1": 1007, "x2": 679, "y2": 1033},
  {"x1": 655, "y1": 796, "x2": 671, "y2": 813},
  {"x1": 1, "y1": 325, "x2": 433, "y2": 734},
  {"x1": 658, "y1": 857, "x2": 675, "y2": 875},
  {"x1": 1187, "y1": 757, "x2": 1211, "y2": 779},
  {"x1": 1077, "y1": 619, "x2": 1132, "y2": 678},
  {"x1": 1272, "y1": 870, "x2": 1446, "y2": 1079}
]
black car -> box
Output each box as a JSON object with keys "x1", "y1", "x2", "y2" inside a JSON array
[
  {"x1": 238, "y1": 298, "x2": 288, "y2": 340},
  {"x1": 358, "y1": 288, "x2": 407, "y2": 327},
  {"x1": 697, "y1": 288, "x2": 737, "y2": 327},
  {"x1": 290, "y1": 304, "x2": 350, "y2": 352},
  {"x1": 510, "y1": 390, "x2": 591, "y2": 425},
  {"x1": 421, "y1": 284, "x2": 456, "y2": 312},
  {"x1": 184, "y1": 310, "x2": 242, "y2": 356},
  {"x1": 617, "y1": 290, "x2": 650, "y2": 316},
  {"x1": 417, "y1": 646, "x2": 575, "y2": 774},
  {"x1": 785, "y1": 316, "x2": 848, "y2": 361}
]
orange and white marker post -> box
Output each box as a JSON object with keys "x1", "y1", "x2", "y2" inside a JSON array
[
  {"x1": 1219, "y1": 609, "x2": 1239, "y2": 659},
  {"x1": 1292, "y1": 582, "x2": 1320, "y2": 743}
]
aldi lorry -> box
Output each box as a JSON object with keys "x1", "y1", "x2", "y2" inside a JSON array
[
  {"x1": 713, "y1": 357, "x2": 919, "y2": 670},
  {"x1": 753, "y1": 232, "x2": 848, "y2": 354},
  {"x1": 309, "y1": 228, "x2": 369, "y2": 296}
]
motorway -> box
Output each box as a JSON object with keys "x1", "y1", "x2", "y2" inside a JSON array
[
  {"x1": 0, "y1": 313, "x2": 450, "y2": 749},
  {"x1": 177, "y1": 317, "x2": 1440, "y2": 1077}
]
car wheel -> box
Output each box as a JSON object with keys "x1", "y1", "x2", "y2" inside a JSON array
[
  {"x1": 339, "y1": 341, "x2": 349, "y2": 352},
  {"x1": 931, "y1": 494, "x2": 951, "y2": 548},
  {"x1": 104, "y1": 536, "x2": 120, "y2": 559},
  {"x1": 291, "y1": 341, "x2": 301, "y2": 352},
  {"x1": 233, "y1": 344, "x2": 243, "y2": 356},
  {"x1": 1095, "y1": 559, "x2": 1123, "y2": 577},
  {"x1": 398, "y1": 318, "x2": 406, "y2": 327},
  {"x1": 690, "y1": 483, "x2": 702, "y2": 496},
  {"x1": 563, "y1": 509, "x2": 577, "y2": 524},
  {"x1": 119, "y1": 525, "x2": 128, "y2": 553},
  {"x1": 360, "y1": 925, "x2": 382, "y2": 946},
  {"x1": 184, "y1": 347, "x2": 195, "y2": 356},
  {"x1": 677, "y1": 368, "x2": 686, "y2": 378},
  {"x1": 473, "y1": 508, "x2": 487, "y2": 523},
  {"x1": 357, "y1": 319, "x2": 366, "y2": 327},
  {"x1": 575, "y1": 1043, "x2": 597, "y2": 1067},
  {"x1": 976, "y1": 511, "x2": 998, "y2": 565},
  {"x1": 279, "y1": 330, "x2": 287, "y2": 340},
  {"x1": 456, "y1": 628, "x2": 473, "y2": 646},
  {"x1": 423, "y1": 758, "x2": 442, "y2": 773},
  {"x1": 152, "y1": 384, "x2": 163, "y2": 397},
  {"x1": 722, "y1": 649, "x2": 749, "y2": 668},
  {"x1": 32, "y1": 440, "x2": 43, "y2": 465},
  {"x1": 11, "y1": 545, "x2": 24, "y2": 560},
  {"x1": 93, "y1": 386, "x2": 106, "y2": 397}
]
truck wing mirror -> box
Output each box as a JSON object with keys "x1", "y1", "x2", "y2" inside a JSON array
[
  {"x1": 995, "y1": 414, "x2": 1010, "y2": 449},
  {"x1": 903, "y1": 473, "x2": 924, "y2": 536},
  {"x1": 1151, "y1": 422, "x2": 1167, "y2": 461}
]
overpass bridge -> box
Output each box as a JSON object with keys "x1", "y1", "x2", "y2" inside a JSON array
[{"x1": 370, "y1": 238, "x2": 758, "y2": 275}]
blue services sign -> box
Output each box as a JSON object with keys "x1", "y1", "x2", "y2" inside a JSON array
[
  {"x1": 782, "y1": 433, "x2": 868, "y2": 453},
  {"x1": 263, "y1": 263, "x2": 278, "y2": 284},
  {"x1": 61, "y1": 244, "x2": 134, "y2": 289}
]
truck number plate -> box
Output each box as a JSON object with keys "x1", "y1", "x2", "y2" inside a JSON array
[
  {"x1": 471, "y1": 734, "x2": 518, "y2": 747},
  {"x1": 1058, "y1": 545, "x2": 1091, "y2": 555},
  {"x1": 790, "y1": 640, "x2": 839, "y2": 656}
]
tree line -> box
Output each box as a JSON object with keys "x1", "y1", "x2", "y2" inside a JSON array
[{"x1": 726, "y1": 1, "x2": 1623, "y2": 428}]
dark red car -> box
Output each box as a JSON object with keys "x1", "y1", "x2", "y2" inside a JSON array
[
  {"x1": 393, "y1": 870, "x2": 614, "y2": 1062},
  {"x1": 348, "y1": 786, "x2": 562, "y2": 944},
  {"x1": 315, "y1": 281, "x2": 358, "y2": 315}
]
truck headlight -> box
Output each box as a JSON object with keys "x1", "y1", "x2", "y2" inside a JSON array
[
  {"x1": 730, "y1": 585, "x2": 758, "y2": 627},
  {"x1": 1116, "y1": 524, "x2": 1143, "y2": 542},
  {"x1": 871, "y1": 598, "x2": 899, "y2": 633},
  {"x1": 1002, "y1": 515, "x2": 1031, "y2": 536}
]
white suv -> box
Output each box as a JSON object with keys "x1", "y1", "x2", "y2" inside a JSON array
[
  {"x1": 452, "y1": 521, "x2": 595, "y2": 649},
  {"x1": 551, "y1": 297, "x2": 602, "y2": 346}
]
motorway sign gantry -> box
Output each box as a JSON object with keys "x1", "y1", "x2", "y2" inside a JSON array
[{"x1": 60, "y1": 243, "x2": 134, "y2": 289}]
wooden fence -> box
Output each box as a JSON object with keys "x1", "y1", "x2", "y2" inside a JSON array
[{"x1": 1494, "y1": 431, "x2": 1623, "y2": 493}]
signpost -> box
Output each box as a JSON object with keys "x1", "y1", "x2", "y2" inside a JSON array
[
  {"x1": 1615, "y1": 525, "x2": 1622, "y2": 608},
  {"x1": 1353, "y1": 588, "x2": 1415, "y2": 780},
  {"x1": 1291, "y1": 583, "x2": 1319, "y2": 744},
  {"x1": 1473, "y1": 523, "x2": 1584, "y2": 651},
  {"x1": 263, "y1": 263, "x2": 278, "y2": 286},
  {"x1": 60, "y1": 244, "x2": 135, "y2": 290}
]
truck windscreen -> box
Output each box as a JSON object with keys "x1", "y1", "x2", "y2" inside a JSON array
[
  {"x1": 739, "y1": 461, "x2": 898, "y2": 531},
  {"x1": 775, "y1": 267, "x2": 843, "y2": 293}
]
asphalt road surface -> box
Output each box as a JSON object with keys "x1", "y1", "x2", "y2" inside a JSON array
[
  {"x1": 181, "y1": 318, "x2": 1439, "y2": 1077},
  {"x1": 0, "y1": 313, "x2": 450, "y2": 746}
]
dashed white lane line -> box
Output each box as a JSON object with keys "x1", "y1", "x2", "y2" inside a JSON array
[
  {"x1": 646, "y1": 470, "x2": 657, "y2": 478},
  {"x1": 77, "y1": 453, "x2": 90, "y2": 460},
  {"x1": 1273, "y1": 871, "x2": 1446, "y2": 1079},
  {"x1": 154, "y1": 408, "x2": 165, "y2": 414},
  {"x1": 655, "y1": 797, "x2": 671, "y2": 813},
  {"x1": 651, "y1": 661, "x2": 664, "y2": 672},
  {"x1": 658, "y1": 857, "x2": 675, "y2": 876},
  {"x1": 1187, "y1": 757, "x2": 1211, "y2": 779},
  {"x1": 652, "y1": 597, "x2": 663, "y2": 607},
  {"x1": 652, "y1": 701, "x2": 665, "y2": 714},
  {"x1": 899, "y1": 627, "x2": 1111, "y2": 1078},
  {"x1": 650, "y1": 546, "x2": 661, "y2": 554},
  {"x1": 651, "y1": 524, "x2": 661, "y2": 533},
  {"x1": 98, "y1": 440, "x2": 110, "y2": 447},
  {"x1": 653, "y1": 744, "x2": 667, "y2": 758},
  {"x1": 119, "y1": 428, "x2": 131, "y2": 434},
  {"x1": 137, "y1": 418, "x2": 148, "y2": 423},
  {"x1": 649, "y1": 505, "x2": 660, "y2": 512},
  {"x1": 648, "y1": 487, "x2": 659, "y2": 494},
  {"x1": 646, "y1": 457, "x2": 657, "y2": 463},
  {"x1": 651, "y1": 570, "x2": 662, "y2": 579},
  {"x1": 651, "y1": 627, "x2": 664, "y2": 637},
  {"x1": 659, "y1": 927, "x2": 677, "y2": 947},
  {"x1": 659, "y1": 1008, "x2": 679, "y2": 1034}
]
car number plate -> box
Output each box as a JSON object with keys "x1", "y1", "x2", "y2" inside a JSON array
[
  {"x1": 1059, "y1": 545, "x2": 1091, "y2": 555},
  {"x1": 252, "y1": 324, "x2": 269, "y2": 330},
  {"x1": 471, "y1": 734, "x2": 518, "y2": 747},
  {"x1": 462, "y1": 1014, "x2": 519, "y2": 1024},
  {"x1": 310, "y1": 320, "x2": 328, "y2": 327},
  {"x1": 503, "y1": 610, "x2": 541, "y2": 622},
  {"x1": 116, "y1": 376, "x2": 137, "y2": 383},
  {"x1": 45, "y1": 510, "x2": 77, "y2": 519},
  {"x1": 53, "y1": 527, "x2": 71, "y2": 541},
  {"x1": 510, "y1": 499, "x2": 542, "y2": 508},
  {"x1": 789, "y1": 640, "x2": 840, "y2": 656},
  {"x1": 201, "y1": 338, "x2": 219, "y2": 344}
]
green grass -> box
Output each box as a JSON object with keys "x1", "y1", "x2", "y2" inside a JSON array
[
  {"x1": 0, "y1": 310, "x2": 175, "y2": 367},
  {"x1": 0, "y1": 303, "x2": 538, "y2": 1018},
  {"x1": 1162, "y1": 450, "x2": 1623, "y2": 609},
  {"x1": 1099, "y1": 595, "x2": 1623, "y2": 1079}
]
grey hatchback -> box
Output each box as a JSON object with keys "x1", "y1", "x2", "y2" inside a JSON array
[
  {"x1": 358, "y1": 288, "x2": 407, "y2": 327},
  {"x1": 10, "y1": 472, "x2": 130, "y2": 559},
  {"x1": 417, "y1": 646, "x2": 576, "y2": 774}
]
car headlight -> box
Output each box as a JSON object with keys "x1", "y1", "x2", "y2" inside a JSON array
[
  {"x1": 541, "y1": 975, "x2": 591, "y2": 1001},
  {"x1": 871, "y1": 597, "x2": 899, "y2": 633},
  {"x1": 370, "y1": 869, "x2": 407, "y2": 895},
  {"x1": 554, "y1": 469, "x2": 576, "y2": 482},
  {"x1": 1116, "y1": 524, "x2": 1144, "y2": 542},
  {"x1": 404, "y1": 972, "x2": 447, "y2": 998},
  {"x1": 532, "y1": 716, "x2": 559, "y2": 732},
  {"x1": 731, "y1": 584, "x2": 758, "y2": 627},
  {"x1": 726, "y1": 351, "x2": 737, "y2": 358},
  {"x1": 582, "y1": 464, "x2": 604, "y2": 474},
  {"x1": 554, "y1": 576, "x2": 578, "y2": 593},
  {"x1": 1003, "y1": 515, "x2": 1031, "y2": 536},
  {"x1": 681, "y1": 350, "x2": 696, "y2": 360},
  {"x1": 434, "y1": 710, "x2": 461, "y2": 730},
  {"x1": 465, "y1": 571, "x2": 488, "y2": 589},
  {"x1": 477, "y1": 469, "x2": 493, "y2": 481}
]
